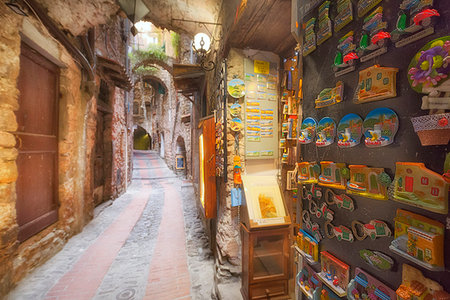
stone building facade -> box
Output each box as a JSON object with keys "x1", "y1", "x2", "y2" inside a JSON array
[{"x1": 0, "y1": 1, "x2": 133, "y2": 295}]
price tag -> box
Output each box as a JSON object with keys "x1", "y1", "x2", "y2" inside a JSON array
[{"x1": 254, "y1": 60, "x2": 270, "y2": 74}]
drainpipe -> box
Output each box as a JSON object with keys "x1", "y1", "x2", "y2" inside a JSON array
[{"x1": 124, "y1": 18, "x2": 130, "y2": 189}]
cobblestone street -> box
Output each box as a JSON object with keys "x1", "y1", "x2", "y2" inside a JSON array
[{"x1": 7, "y1": 151, "x2": 214, "y2": 300}]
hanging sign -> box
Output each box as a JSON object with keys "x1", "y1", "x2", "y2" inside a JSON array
[{"x1": 254, "y1": 60, "x2": 270, "y2": 74}]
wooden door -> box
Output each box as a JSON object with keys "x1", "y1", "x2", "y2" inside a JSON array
[
  {"x1": 15, "y1": 43, "x2": 59, "y2": 242},
  {"x1": 200, "y1": 116, "x2": 216, "y2": 218}
]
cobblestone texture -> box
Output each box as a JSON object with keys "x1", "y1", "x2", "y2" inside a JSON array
[{"x1": 6, "y1": 151, "x2": 214, "y2": 300}]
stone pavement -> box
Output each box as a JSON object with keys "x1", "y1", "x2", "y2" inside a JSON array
[{"x1": 6, "y1": 150, "x2": 214, "y2": 300}]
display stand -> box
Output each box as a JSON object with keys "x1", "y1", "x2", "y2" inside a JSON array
[{"x1": 241, "y1": 175, "x2": 291, "y2": 299}]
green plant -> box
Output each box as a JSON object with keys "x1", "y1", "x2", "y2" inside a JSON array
[
  {"x1": 134, "y1": 65, "x2": 158, "y2": 76},
  {"x1": 129, "y1": 44, "x2": 168, "y2": 68},
  {"x1": 171, "y1": 32, "x2": 180, "y2": 58}
]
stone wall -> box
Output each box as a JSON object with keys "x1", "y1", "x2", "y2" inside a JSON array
[{"x1": 0, "y1": 2, "x2": 132, "y2": 295}]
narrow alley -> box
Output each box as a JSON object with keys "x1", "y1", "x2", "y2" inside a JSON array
[{"x1": 6, "y1": 151, "x2": 214, "y2": 300}]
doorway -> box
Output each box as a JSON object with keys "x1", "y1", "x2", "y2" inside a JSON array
[{"x1": 15, "y1": 42, "x2": 59, "y2": 242}]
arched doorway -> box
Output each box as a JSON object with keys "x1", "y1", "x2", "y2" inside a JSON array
[
  {"x1": 160, "y1": 132, "x2": 165, "y2": 158},
  {"x1": 133, "y1": 126, "x2": 151, "y2": 150},
  {"x1": 175, "y1": 136, "x2": 187, "y2": 177}
]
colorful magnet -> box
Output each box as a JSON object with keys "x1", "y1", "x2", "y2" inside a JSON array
[
  {"x1": 390, "y1": 1, "x2": 439, "y2": 46},
  {"x1": 233, "y1": 156, "x2": 242, "y2": 184},
  {"x1": 229, "y1": 103, "x2": 241, "y2": 117},
  {"x1": 325, "y1": 189, "x2": 354, "y2": 211},
  {"x1": 363, "y1": 108, "x2": 398, "y2": 147},
  {"x1": 357, "y1": 65, "x2": 398, "y2": 103},
  {"x1": 357, "y1": 7, "x2": 390, "y2": 61},
  {"x1": 333, "y1": 31, "x2": 358, "y2": 73},
  {"x1": 334, "y1": 0, "x2": 353, "y2": 32},
  {"x1": 299, "y1": 118, "x2": 317, "y2": 144},
  {"x1": 229, "y1": 117, "x2": 243, "y2": 132},
  {"x1": 317, "y1": 1, "x2": 332, "y2": 45},
  {"x1": 325, "y1": 221, "x2": 354, "y2": 242},
  {"x1": 346, "y1": 165, "x2": 391, "y2": 200},
  {"x1": 391, "y1": 162, "x2": 449, "y2": 214},
  {"x1": 315, "y1": 81, "x2": 344, "y2": 108},
  {"x1": 337, "y1": 113, "x2": 362, "y2": 148},
  {"x1": 396, "y1": 264, "x2": 450, "y2": 298},
  {"x1": 359, "y1": 249, "x2": 394, "y2": 271},
  {"x1": 357, "y1": 0, "x2": 382, "y2": 18},
  {"x1": 390, "y1": 209, "x2": 444, "y2": 271},
  {"x1": 318, "y1": 162, "x2": 348, "y2": 190},
  {"x1": 318, "y1": 251, "x2": 350, "y2": 297},
  {"x1": 227, "y1": 78, "x2": 245, "y2": 98},
  {"x1": 351, "y1": 220, "x2": 391, "y2": 241},
  {"x1": 316, "y1": 117, "x2": 336, "y2": 147},
  {"x1": 347, "y1": 268, "x2": 397, "y2": 300},
  {"x1": 303, "y1": 18, "x2": 317, "y2": 56}
]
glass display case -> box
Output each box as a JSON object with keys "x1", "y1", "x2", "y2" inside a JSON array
[{"x1": 240, "y1": 175, "x2": 291, "y2": 299}]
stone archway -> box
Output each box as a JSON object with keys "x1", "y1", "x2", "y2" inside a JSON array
[{"x1": 133, "y1": 125, "x2": 151, "y2": 150}]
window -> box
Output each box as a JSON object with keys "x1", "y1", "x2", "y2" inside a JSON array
[
  {"x1": 421, "y1": 177, "x2": 429, "y2": 185},
  {"x1": 377, "y1": 73, "x2": 382, "y2": 80},
  {"x1": 360, "y1": 80, "x2": 365, "y2": 90},
  {"x1": 324, "y1": 168, "x2": 331, "y2": 176},
  {"x1": 383, "y1": 77, "x2": 389, "y2": 85},
  {"x1": 366, "y1": 78, "x2": 372, "y2": 91},
  {"x1": 354, "y1": 173, "x2": 365, "y2": 183},
  {"x1": 302, "y1": 167, "x2": 307, "y2": 174},
  {"x1": 431, "y1": 187, "x2": 439, "y2": 196}
]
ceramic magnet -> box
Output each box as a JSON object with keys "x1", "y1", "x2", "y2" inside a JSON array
[
  {"x1": 227, "y1": 78, "x2": 245, "y2": 98},
  {"x1": 363, "y1": 108, "x2": 398, "y2": 147},
  {"x1": 316, "y1": 117, "x2": 336, "y2": 147},
  {"x1": 337, "y1": 113, "x2": 363, "y2": 148}
]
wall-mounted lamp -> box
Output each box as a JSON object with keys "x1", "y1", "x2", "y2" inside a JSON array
[
  {"x1": 192, "y1": 32, "x2": 215, "y2": 71},
  {"x1": 5, "y1": 0, "x2": 28, "y2": 16}
]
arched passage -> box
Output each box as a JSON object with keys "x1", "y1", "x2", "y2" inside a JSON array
[
  {"x1": 175, "y1": 136, "x2": 187, "y2": 176},
  {"x1": 133, "y1": 126, "x2": 151, "y2": 150}
]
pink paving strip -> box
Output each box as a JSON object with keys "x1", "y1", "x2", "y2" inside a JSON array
[
  {"x1": 144, "y1": 182, "x2": 192, "y2": 300},
  {"x1": 44, "y1": 153, "x2": 160, "y2": 300}
]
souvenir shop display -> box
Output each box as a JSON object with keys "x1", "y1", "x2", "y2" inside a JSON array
[
  {"x1": 333, "y1": 31, "x2": 358, "y2": 75},
  {"x1": 298, "y1": 162, "x2": 321, "y2": 184},
  {"x1": 230, "y1": 117, "x2": 243, "y2": 132},
  {"x1": 389, "y1": 209, "x2": 444, "y2": 271},
  {"x1": 287, "y1": 168, "x2": 298, "y2": 190},
  {"x1": 229, "y1": 102, "x2": 241, "y2": 117},
  {"x1": 297, "y1": 263, "x2": 323, "y2": 300},
  {"x1": 396, "y1": 264, "x2": 450, "y2": 300},
  {"x1": 303, "y1": 17, "x2": 317, "y2": 56},
  {"x1": 318, "y1": 251, "x2": 350, "y2": 297},
  {"x1": 363, "y1": 108, "x2": 399, "y2": 147},
  {"x1": 347, "y1": 268, "x2": 397, "y2": 300},
  {"x1": 351, "y1": 220, "x2": 391, "y2": 240},
  {"x1": 287, "y1": 116, "x2": 298, "y2": 139},
  {"x1": 390, "y1": 0, "x2": 439, "y2": 47},
  {"x1": 357, "y1": 0, "x2": 382, "y2": 18},
  {"x1": 297, "y1": 229, "x2": 320, "y2": 264},
  {"x1": 325, "y1": 189, "x2": 354, "y2": 211},
  {"x1": 357, "y1": 65, "x2": 398, "y2": 103},
  {"x1": 317, "y1": 1, "x2": 332, "y2": 45},
  {"x1": 318, "y1": 162, "x2": 348, "y2": 190},
  {"x1": 299, "y1": 117, "x2": 318, "y2": 144},
  {"x1": 346, "y1": 165, "x2": 391, "y2": 200},
  {"x1": 316, "y1": 117, "x2": 336, "y2": 147},
  {"x1": 337, "y1": 113, "x2": 363, "y2": 148},
  {"x1": 391, "y1": 162, "x2": 449, "y2": 214},
  {"x1": 357, "y1": 7, "x2": 390, "y2": 62},
  {"x1": 315, "y1": 81, "x2": 344, "y2": 108},
  {"x1": 408, "y1": 37, "x2": 450, "y2": 146},
  {"x1": 310, "y1": 201, "x2": 334, "y2": 221},
  {"x1": 359, "y1": 249, "x2": 394, "y2": 271},
  {"x1": 324, "y1": 221, "x2": 354, "y2": 242},
  {"x1": 334, "y1": 0, "x2": 353, "y2": 33}
]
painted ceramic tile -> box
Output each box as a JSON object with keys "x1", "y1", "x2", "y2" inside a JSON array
[
  {"x1": 227, "y1": 78, "x2": 245, "y2": 98},
  {"x1": 316, "y1": 117, "x2": 336, "y2": 147},
  {"x1": 337, "y1": 113, "x2": 363, "y2": 148},
  {"x1": 363, "y1": 108, "x2": 398, "y2": 147},
  {"x1": 299, "y1": 117, "x2": 317, "y2": 144}
]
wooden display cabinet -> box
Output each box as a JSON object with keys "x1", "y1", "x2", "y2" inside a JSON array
[{"x1": 241, "y1": 224, "x2": 291, "y2": 299}]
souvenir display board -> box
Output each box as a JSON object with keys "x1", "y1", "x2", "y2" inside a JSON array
[
  {"x1": 244, "y1": 58, "x2": 279, "y2": 160},
  {"x1": 298, "y1": 0, "x2": 450, "y2": 291}
]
